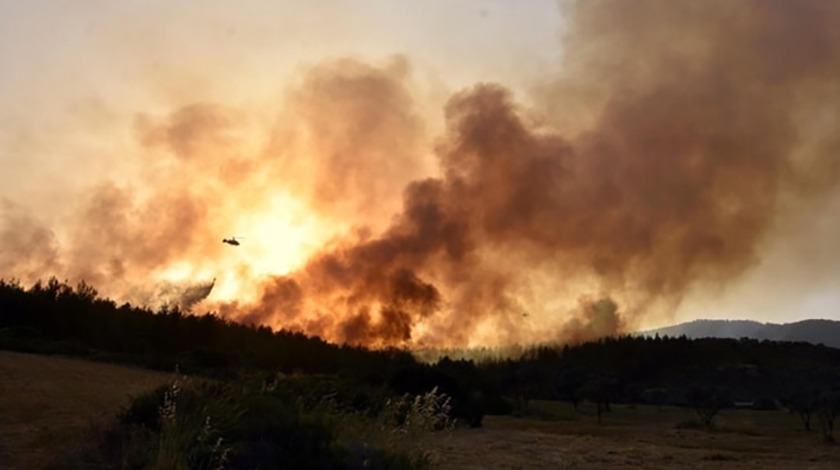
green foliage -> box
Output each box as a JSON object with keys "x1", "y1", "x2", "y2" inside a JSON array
[
  {"x1": 327, "y1": 386, "x2": 455, "y2": 469},
  {"x1": 105, "y1": 372, "x2": 452, "y2": 469},
  {"x1": 388, "y1": 359, "x2": 489, "y2": 427}
]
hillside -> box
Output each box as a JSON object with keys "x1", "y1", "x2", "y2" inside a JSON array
[
  {"x1": 641, "y1": 319, "x2": 840, "y2": 349},
  {"x1": 0, "y1": 350, "x2": 174, "y2": 469}
]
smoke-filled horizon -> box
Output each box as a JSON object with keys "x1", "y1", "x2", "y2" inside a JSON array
[{"x1": 2, "y1": 1, "x2": 840, "y2": 348}]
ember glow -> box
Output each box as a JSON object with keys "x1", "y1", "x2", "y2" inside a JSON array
[{"x1": 2, "y1": 1, "x2": 840, "y2": 348}]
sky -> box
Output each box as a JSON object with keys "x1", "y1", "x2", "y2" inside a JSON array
[{"x1": 1, "y1": 0, "x2": 839, "y2": 348}]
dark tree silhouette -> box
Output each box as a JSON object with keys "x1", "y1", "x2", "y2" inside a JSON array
[
  {"x1": 687, "y1": 385, "x2": 731, "y2": 430},
  {"x1": 642, "y1": 387, "x2": 670, "y2": 410},
  {"x1": 786, "y1": 391, "x2": 819, "y2": 432},
  {"x1": 817, "y1": 390, "x2": 840, "y2": 442},
  {"x1": 6, "y1": 275, "x2": 840, "y2": 438},
  {"x1": 577, "y1": 375, "x2": 617, "y2": 423}
]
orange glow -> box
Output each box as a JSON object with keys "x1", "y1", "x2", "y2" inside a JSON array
[
  {"x1": 208, "y1": 192, "x2": 330, "y2": 304},
  {"x1": 2, "y1": 1, "x2": 840, "y2": 350}
]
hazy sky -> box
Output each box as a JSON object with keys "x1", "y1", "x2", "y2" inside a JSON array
[
  {"x1": 1, "y1": 1, "x2": 839, "y2": 347},
  {"x1": 0, "y1": 1, "x2": 560, "y2": 196}
]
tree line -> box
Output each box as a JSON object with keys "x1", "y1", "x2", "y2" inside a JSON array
[{"x1": 2, "y1": 277, "x2": 840, "y2": 437}]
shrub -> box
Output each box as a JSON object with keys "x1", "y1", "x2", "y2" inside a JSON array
[{"x1": 106, "y1": 374, "x2": 453, "y2": 469}]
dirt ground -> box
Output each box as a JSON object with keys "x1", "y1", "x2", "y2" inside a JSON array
[
  {"x1": 431, "y1": 402, "x2": 840, "y2": 469},
  {"x1": 0, "y1": 350, "x2": 174, "y2": 469}
]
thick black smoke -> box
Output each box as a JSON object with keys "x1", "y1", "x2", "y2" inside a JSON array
[{"x1": 226, "y1": 0, "x2": 840, "y2": 347}]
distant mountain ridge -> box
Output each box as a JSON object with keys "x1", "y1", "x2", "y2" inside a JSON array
[{"x1": 639, "y1": 319, "x2": 840, "y2": 349}]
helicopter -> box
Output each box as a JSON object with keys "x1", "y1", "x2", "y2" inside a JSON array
[{"x1": 222, "y1": 237, "x2": 243, "y2": 246}]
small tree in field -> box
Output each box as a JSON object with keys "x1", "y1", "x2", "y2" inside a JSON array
[
  {"x1": 786, "y1": 391, "x2": 818, "y2": 432},
  {"x1": 577, "y1": 376, "x2": 617, "y2": 424},
  {"x1": 817, "y1": 390, "x2": 840, "y2": 442},
  {"x1": 686, "y1": 385, "x2": 730, "y2": 430}
]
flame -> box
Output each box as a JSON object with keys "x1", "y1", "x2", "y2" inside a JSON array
[{"x1": 205, "y1": 192, "x2": 329, "y2": 303}]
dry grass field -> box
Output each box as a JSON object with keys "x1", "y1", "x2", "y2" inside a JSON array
[
  {"x1": 432, "y1": 401, "x2": 840, "y2": 469},
  {"x1": 0, "y1": 351, "x2": 174, "y2": 469}
]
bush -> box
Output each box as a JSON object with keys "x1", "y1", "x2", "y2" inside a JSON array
[{"x1": 104, "y1": 374, "x2": 452, "y2": 469}]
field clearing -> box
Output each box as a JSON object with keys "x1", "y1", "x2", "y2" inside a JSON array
[
  {"x1": 432, "y1": 401, "x2": 840, "y2": 469},
  {"x1": 0, "y1": 351, "x2": 175, "y2": 469}
]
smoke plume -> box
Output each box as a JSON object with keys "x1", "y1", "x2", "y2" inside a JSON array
[{"x1": 2, "y1": 0, "x2": 840, "y2": 348}]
